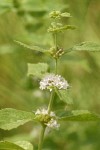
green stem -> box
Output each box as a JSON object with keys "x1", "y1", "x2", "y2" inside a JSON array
[
  {"x1": 38, "y1": 125, "x2": 46, "y2": 150},
  {"x1": 48, "y1": 91, "x2": 54, "y2": 114},
  {"x1": 53, "y1": 32, "x2": 58, "y2": 74},
  {"x1": 55, "y1": 33, "x2": 57, "y2": 52},
  {"x1": 55, "y1": 58, "x2": 58, "y2": 74},
  {"x1": 38, "y1": 31, "x2": 57, "y2": 150},
  {"x1": 54, "y1": 33, "x2": 57, "y2": 51}
]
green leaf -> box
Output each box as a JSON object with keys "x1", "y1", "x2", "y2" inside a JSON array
[
  {"x1": 28, "y1": 63, "x2": 49, "y2": 78},
  {"x1": 0, "y1": 45, "x2": 15, "y2": 55},
  {"x1": 21, "y1": 0, "x2": 47, "y2": 12},
  {"x1": 14, "y1": 40, "x2": 49, "y2": 53},
  {"x1": 58, "y1": 110, "x2": 100, "y2": 121},
  {"x1": 15, "y1": 141, "x2": 33, "y2": 150},
  {"x1": 66, "y1": 42, "x2": 100, "y2": 53},
  {"x1": 48, "y1": 25, "x2": 76, "y2": 33},
  {"x1": 0, "y1": 1, "x2": 13, "y2": 14},
  {"x1": 0, "y1": 141, "x2": 25, "y2": 150},
  {"x1": 0, "y1": 7, "x2": 10, "y2": 14},
  {"x1": 0, "y1": 108, "x2": 35, "y2": 130},
  {"x1": 55, "y1": 89, "x2": 73, "y2": 105}
]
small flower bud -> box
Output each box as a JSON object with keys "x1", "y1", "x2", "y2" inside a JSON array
[{"x1": 49, "y1": 10, "x2": 61, "y2": 19}]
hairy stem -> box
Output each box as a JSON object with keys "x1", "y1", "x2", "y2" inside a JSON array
[
  {"x1": 55, "y1": 58, "x2": 58, "y2": 74},
  {"x1": 54, "y1": 33, "x2": 57, "y2": 51},
  {"x1": 48, "y1": 91, "x2": 55, "y2": 114},
  {"x1": 38, "y1": 125, "x2": 46, "y2": 150},
  {"x1": 53, "y1": 32, "x2": 58, "y2": 74},
  {"x1": 38, "y1": 31, "x2": 57, "y2": 150}
]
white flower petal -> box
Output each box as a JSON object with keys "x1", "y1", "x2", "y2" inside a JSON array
[
  {"x1": 46, "y1": 119, "x2": 60, "y2": 129},
  {"x1": 39, "y1": 74, "x2": 69, "y2": 91}
]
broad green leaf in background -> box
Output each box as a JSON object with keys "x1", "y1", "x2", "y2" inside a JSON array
[
  {"x1": 0, "y1": 141, "x2": 25, "y2": 150},
  {"x1": 0, "y1": 0, "x2": 13, "y2": 14},
  {"x1": 20, "y1": 0, "x2": 47, "y2": 12},
  {"x1": 0, "y1": 108, "x2": 35, "y2": 130},
  {"x1": 28, "y1": 63, "x2": 49, "y2": 78},
  {"x1": 55, "y1": 89, "x2": 73, "y2": 105},
  {"x1": 44, "y1": 0, "x2": 68, "y2": 11},
  {"x1": 0, "y1": 45, "x2": 15, "y2": 55},
  {"x1": 65, "y1": 42, "x2": 100, "y2": 53},
  {"x1": 15, "y1": 141, "x2": 33, "y2": 150},
  {"x1": 58, "y1": 110, "x2": 100, "y2": 121},
  {"x1": 0, "y1": 7, "x2": 11, "y2": 14},
  {"x1": 15, "y1": 33, "x2": 53, "y2": 47},
  {"x1": 15, "y1": 40, "x2": 49, "y2": 53}
]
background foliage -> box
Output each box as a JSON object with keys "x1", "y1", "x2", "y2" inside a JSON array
[{"x1": 0, "y1": 0, "x2": 100, "y2": 149}]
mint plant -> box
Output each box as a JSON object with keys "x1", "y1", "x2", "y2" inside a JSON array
[{"x1": 0, "y1": 10, "x2": 100, "y2": 150}]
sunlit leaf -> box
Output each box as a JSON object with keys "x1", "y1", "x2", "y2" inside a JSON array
[
  {"x1": 0, "y1": 108, "x2": 35, "y2": 130},
  {"x1": 28, "y1": 63, "x2": 49, "y2": 78},
  {"x1": 0, "y1": 141, "x2": 25, "y2": 150},
  {"x1": 65, "y1": 42, "x2": 100, "y2": 53},
  {"x1": 15, "y1": 141, "x2": 33, "y2": 150},
  {"x1": 58, "y1": 110, "x2": 100, "y2": 121}
]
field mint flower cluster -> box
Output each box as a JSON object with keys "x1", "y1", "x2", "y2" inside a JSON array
[
  {"x1": 35, "y1": 73, "x2": 69, "y2": 130},
  {"x1": 39, "y1": 74, "x2": 69, "y2": 92},
  {"x1": 46, "y1": 118, "x2": 60, "y2": 129},
  {"x1": 35, "y1": 108, "x2": 60, "y2": 130}
]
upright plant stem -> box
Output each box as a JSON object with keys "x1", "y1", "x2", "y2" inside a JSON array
[
  {"x1": 38, "y1": 24, "x2": 58, "y2": 150},
  {"x1": 48, "y1": 91, "x2": 54, "y2": 114},
  {"x1": 38, "y1": 125, "x2": 46, "y2": 150},
  {"x1": 54, "y1": 33, "x2": 57, "y2": 51},
  {"x1": 53, "y1": 32, "x2": 58, "y2": 74},
  {"x1": 38, "y1": 91, "x2": 54, "y2": 150},
  {"x1": 55, "y1": 58, "x2": 58, "y2": 74}
]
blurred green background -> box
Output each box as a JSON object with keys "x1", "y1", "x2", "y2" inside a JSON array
[{"x1": 0, "y1": 0, "x2": 100, "y2": 150}]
